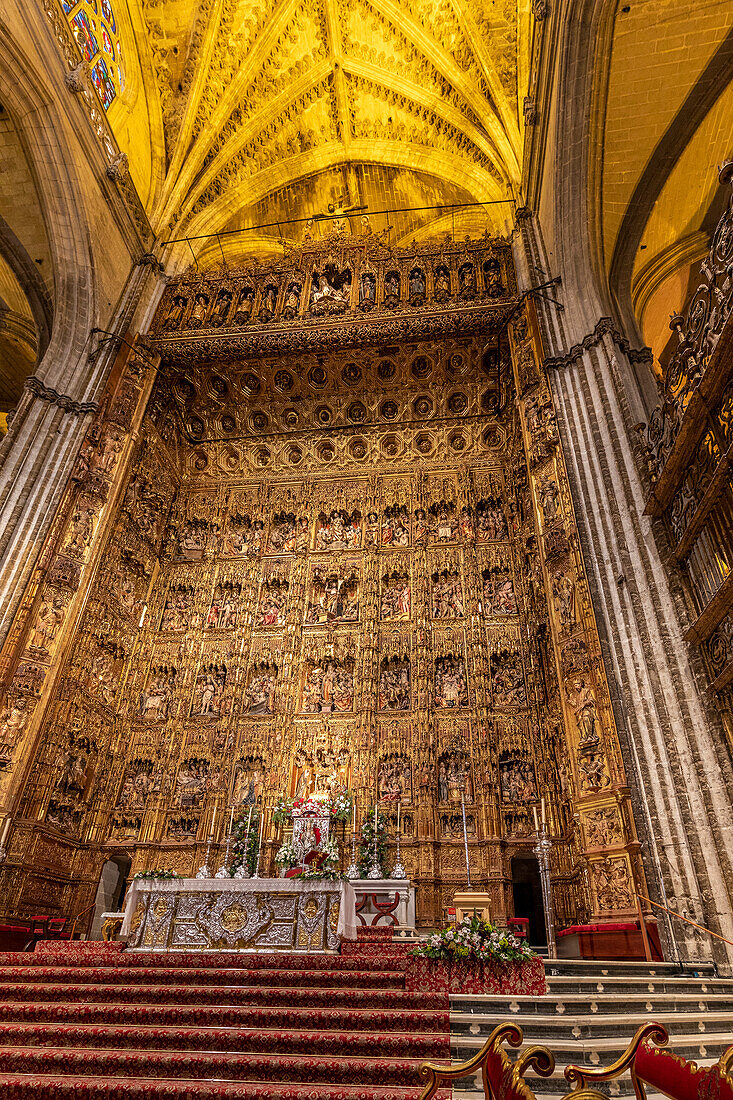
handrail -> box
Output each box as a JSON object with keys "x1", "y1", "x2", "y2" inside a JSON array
[
  {"x1": 636, "y1": 892, "x2": 733, "y2": 950},
  {"x1": 70, "y1": 902, "x2": 97, "y2": 939}
]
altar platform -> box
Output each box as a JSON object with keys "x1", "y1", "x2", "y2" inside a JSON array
[{"x1": 122, "y1": 877, "x2": 357, "y2": 952}]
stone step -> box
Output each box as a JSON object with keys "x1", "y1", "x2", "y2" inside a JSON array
[
  {"x1": 545, "y1": 975, "x2": 733, "y2": 996},
  {"x1": 450, "y1": 1010, "x2": 733, "y2": 1041},
  {"x1": 543, "y1": 960, "x2": 715, "y2": 978},
  {"x1": 450, "y1": 992, "x2": 733, "y2": 1016}
]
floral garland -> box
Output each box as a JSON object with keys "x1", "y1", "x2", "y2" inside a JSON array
[
  {"x1": 272, "y1": 790, "x2": 353, "y2": 825},
  {"x1": 133, "y1": 869, "x2": 180, "y2": 881},
  {"x1": 414, "y1": 914, "x2": 537, "y2": 964},
  {"x1": 275, "y1": 835, "x2": 342, "y2": 880}
]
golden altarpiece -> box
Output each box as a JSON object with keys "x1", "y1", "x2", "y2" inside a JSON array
[{"x1": 0, "y1": 228, "x2": 648, "y2": 929}]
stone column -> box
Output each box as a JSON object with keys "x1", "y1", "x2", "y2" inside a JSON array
[{"x1": 514, "y1": 214, "x2": 733, "y2": 967}]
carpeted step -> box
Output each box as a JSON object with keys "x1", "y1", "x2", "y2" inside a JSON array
[
  {"x1": 0, "y1": 949, "x2": 411, "y2": 971},
  {"x1": 0, "y1": 982, "x2": 437, "y2": 1009},
  {"x1": 0, "y1": 1021, "x2": 449, "y2": 1058},
  {"x1": 0, "y1": 1046, "x2": 439, "y2": 1086},
  {"x1": 0, "y1": 966, "x2": 406, "y2": 989},
  {"x1": 0, "y1": 1000, "x2": 449, "y2": 1032},
  {"x1": 0, "y1": 1074, "x2": 452, "y2": 1099}
]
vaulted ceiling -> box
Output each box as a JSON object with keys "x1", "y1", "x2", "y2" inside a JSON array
[{"x1": 118, "y1": 0, "x2": 527, "y2": 261}]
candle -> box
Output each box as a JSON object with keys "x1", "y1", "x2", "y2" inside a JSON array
[
  {"x1": 246, "y1": 805, "x2": 253, "y2": 836},
  {"x1": 0, "y1": 816, "x2": 10, "y2": 847},
  {"x1": 210, "y1": 803, "x2": 217, "y2": 838},
  {"x1": 541, "y1": 797, "x2": 546, "y2": 828},
  {"x1": 352, "y1": 798, "x2": 356, "y2": 834},
  {"x1": 396, "y1": 800, "x2": 400, "y2": 833},
  {"x1": 258, "y1": 810, "x2": 265, "y2": 843},
  {"x1": 228, "y1": 803, "x2": 235, "y2": 837},
  {"x1": 532, "y1": 804, "x2": 539, "y2": 831}
]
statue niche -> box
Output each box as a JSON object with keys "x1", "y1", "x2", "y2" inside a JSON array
[
  {"x1": 300, "y1": 656, "x2": 354, "y2": 713},
  {"x1": 378, "y1": 753, "x2": 412, "y2": 803},
  {"x1": 434, "y1": 654, "x2": 468, "y2": 708},
  {"x1": 310, "y1": 263, "x2": 351, "y2": 315},
  {"x1": 483, "y1": 256, "x2": 505, "y2": 298},
  {"x1": 257, "y1": 571, "x2": 289, "y2": 627},
  {"x1": 232, "y1": 287, "x2": 254, "y2": 325},
  {"x1": 476, "y1": 495, "x2": 508, "y2": 541},
  {"x1": 139, "y1": 664, "x2": 177, "y2": 722},
  {"x1": 161, "y1": 583, "x2": 195, "y2": 631},
  {"x1": 434, "y1": 264, "x2": 451, "y2": 302},
  {"x1": 358, "y1": 270, "x2": 376, "y2": 311},
  {"x1": 482, "y1": 564, "x2": 518, "y2": 617},
  {"x1": 207, "y1": 580, "x2": 241, "y2": 629},
  {"x1": 315, "y1": 508, "x2": 362, "y2": 551},
  {"x1": 233, "y1": 755, "x2": 266, "y2": 806},
  {"x1": 259, "y1": 282, "x2": 279, "y2": 322},
  {"x1": 380, "y1": 570, "x2": 411, "y2": 621},
  {"x1": 438, "y1": 751, "x2": 473, "y2": 802},
  {"x1": 221, "y1": 511, "x2": 263, "y2": 557},
  {"x1": 163, "y1": 293, "x2": 187, "y2": 330},
  {"x1": 381, "y1": 504, "x2": 410, "y2": 547},
  {"x1": 281, "y1": 280, "x2": 303, "y2": 321},
  {"x1": 408, "y1": 267, "x2": 426, "y2": 305},
  {"x1": 210, "y1": 288, "x2": 232, "y2": 327},
  {"x1": 383, "y1": 270, "x2": 401, "y2": 309},
  {"x1": 245, "y1": 661, "x2": 277, "y2": 715},
  {"x1": 431, "y1": 567, "x2": 464, "y2": 619},
  {"x1": 499, "y1": 751, "x2": 537, "y2": 803},
  {"x1": 378, "y1": 654, "x2": 411, "y2": 712},
  {"x1": 116, "y1": 758, "x2": 161, "y2": 813},
  {"x1": 191, "y1": 661, "x2": 229, "y2": 719},
  {"x1": 268, "y1": 512, "x2": 308, "y2": 554},
  {"x1": 305, "y1": 567, "x2": 359, "y2": 625},
  {"x1": 429, "y1": 500, "x2": 458, "y2": 543},
  {"x1": 491, "y1": 649, "x2": 526, "y2": 707},
  {"x1": 458, "y1": 261, "x2": 476, "y2": 299},
  {"x1": 175, "y1": 756, "x2": 217, "y2": 809}
]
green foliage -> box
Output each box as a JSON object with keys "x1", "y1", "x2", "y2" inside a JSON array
[
  {"x1": 228, "y1": 809, "x2": 261, "y2": 877},
  {"x1": 413, "y1": 914, "x2": 537, "y2": 964},
  {"x1": 358, "y1": 805, "x2": 389, "y2": 877},
  {"x1": 132, "y1": 869, "x2": 180, "y2": 881}
]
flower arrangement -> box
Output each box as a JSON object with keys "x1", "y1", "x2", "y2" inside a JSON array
[
  {"x1": 414, "y1": 914, "x2": 537, "y2": 964},
  {"x1": 133, "y1": 869, "x2": 180, "y2": 881},
  {"x1": 228, "y1": 809, "x2": 260, "y2": 877},
  {"x1": 272, "y1": 790, "x2": 353, "y2": 825},
  {"x1": 275, "y1": 835, "x2": 342, "y2": 880},
  {"x1": 358, "y1": 805, "x2": 388, "y2": 877}
]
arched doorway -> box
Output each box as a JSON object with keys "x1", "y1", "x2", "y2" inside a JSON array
[
  {"x1": 511, "y1": 856, "x2": 546, "y2": 948},
  {"x1": 90, "y1": 856, "x2": 132, "y2": 939}
]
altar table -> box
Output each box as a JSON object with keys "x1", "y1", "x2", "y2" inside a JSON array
[{"x1": 122, "y1": 878, "x2": 357, "y2": 953}]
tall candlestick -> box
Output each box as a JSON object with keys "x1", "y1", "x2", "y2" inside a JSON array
[
  {"x1": 532, "y1": 804, "x2": 539, "y2": 831},
  {"x1": 210, "y1": 803, "x2": 217, "y2": 837},
  {"x1": 541, "y1": 797, "x2": 546, "y2": 829}
]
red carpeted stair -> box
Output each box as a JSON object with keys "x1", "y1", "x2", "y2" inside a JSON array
[{"x1": 0, "y1": 926, "x2": 450, "y2": 1098}]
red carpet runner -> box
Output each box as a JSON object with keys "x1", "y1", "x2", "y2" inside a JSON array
[{"x1": 0, "y1": 926, "x2": 451, "y2": 1098}]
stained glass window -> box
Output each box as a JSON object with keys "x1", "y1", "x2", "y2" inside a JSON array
[{"x1": 63, "y1": 0, "x2": 123, "y2": 110}]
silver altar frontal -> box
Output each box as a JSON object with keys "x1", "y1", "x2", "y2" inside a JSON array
[{"x1": 121, "y1": 878, "x2": 357, "y2": 953}]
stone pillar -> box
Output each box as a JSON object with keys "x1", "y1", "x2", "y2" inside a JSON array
[{"x1": 514, "y1": 214, "x2": 733, "y2": 967}]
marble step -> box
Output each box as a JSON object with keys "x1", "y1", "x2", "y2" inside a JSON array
[
  {"x1": 450, "y1": 1009, "x2": 733, "y2": 1041},
  {"x1": 450, "y1": 992, "x2": 733, "y2": 1016},
  {"x1": 545, "y1": 975, "x2": 733, "y2": 996},
  {"x1": 543, "y1": 960, "x2": 715, "y2": 979}
]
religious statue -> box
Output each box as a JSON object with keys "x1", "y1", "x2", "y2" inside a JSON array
[
  {"x1": 189, "y1": 293, "x2": 208, "y2": 328},
  {"x1": 381, "y1": 571, "x2": 411, "y2": 621},
  {"x1": 233, "y1": 289, "x2": 254, "y2": 325},
  {"x1": 491, "y1": 650, "x2": 526, "y2": 706},
  {"x1": 27, "y1": 595, "x2": 65, "y2": 653},
  {"x1": 458, "y1": 262, "x2": 476, "y2": 298},
  {"x1": 483, "y1": 256, "x2": 505, "y2": 298},
  {"x1": 434, "y1": 655, "x2": 468, "y2": 708},
  {"x1": 384, "y1": 271, "x2": 400, "y2": 307},
  {"x1": 210, "y1": 289, "x2": 232, "y2": 327},
  {"x1": 359, "y1": 272, "x2": 376, "y2": 310},
  {"x1": 476, "y1": 497, "x2": 508, "y2": 540},
  {"x1": 499, "y1": 758, "x2": 537, "y2": 803},
  {"x1": 378, "y1": 656, "x2": 411, "y2": 711},
  {"x1": 537, "y1": 476, "x2": 561, "y2": 523},
  {"x1": 567, "y1": 677, "x2": 600, "y2": 748},
  {"x1": 258, "y1": 575, "x2": 289, "y2": 627},
  {"x1": 0, "y1": 697, "x2": 28, "y2": 770},
  {"x1": 301, "y1": 658, "x2": 354, "y2": 713},
  {"x1": 431, "y1": 569, "x2": 464, "y2": 618},
  {"x1": 281, "y1": 282, "x2": 302, "y2": 320},
  {"x1": 434, "y1": 265, "x2": 451, "y2": 301},
  {"x1": 310, "y1": 265, "x2": 351, "y2": 314},
  {"x1": 163, "y1": 294, "x2": 186, "y2": 330},
  {"x1": 409, "y1": 267, "x2": 426, "y2": 303},
  {"x1": 553, "y1": 571, "x2": 576, "y2": 629},
  {"x1": 139, "y1": 666, "x2": 176, "y2": 721}
]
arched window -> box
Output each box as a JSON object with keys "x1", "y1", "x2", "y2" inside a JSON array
[{"x1": 63, "y1": 0, "x2": 124, "y2": 110}]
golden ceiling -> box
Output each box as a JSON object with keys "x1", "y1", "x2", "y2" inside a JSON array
[{"x1": 118, "y1": 0, "x2": 527, "y2": 260}]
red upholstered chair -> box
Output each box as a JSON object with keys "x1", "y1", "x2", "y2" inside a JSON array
[
  {"x1": 565, "y1": 1023, "x2": 733, "y2": 1100},
  {"x1": 418, "y1": 1023, "x2": 554, "y2": 1100},
  {"x1": 508, "y1": 917, "x2": 530, "y2": 940}
]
